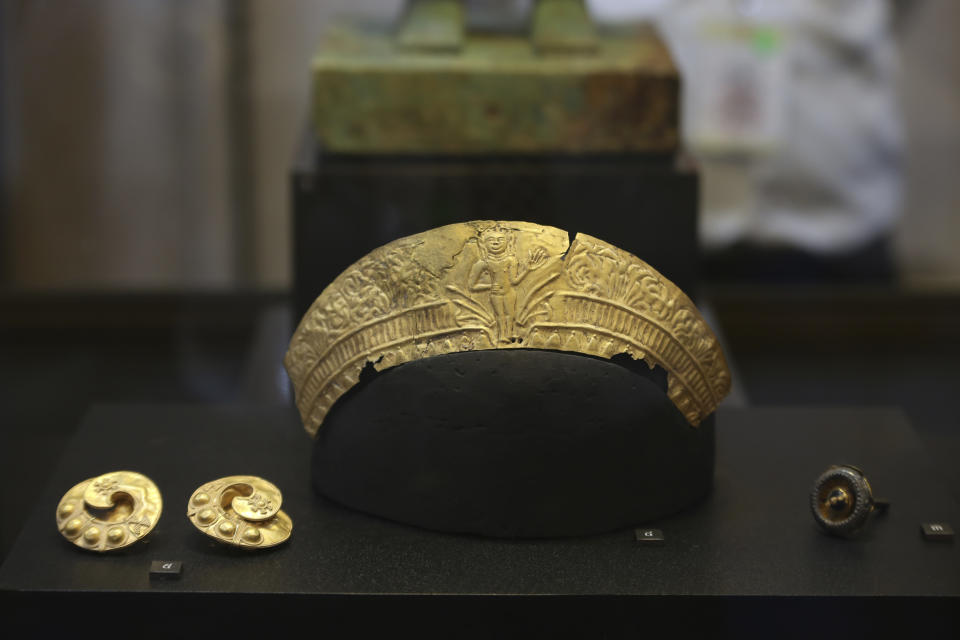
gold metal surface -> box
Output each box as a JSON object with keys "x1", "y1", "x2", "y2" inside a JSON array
[
  {"x1": 186, "y1": 476, "x2": 292, "y2": 549},
  {"x1": 286, "y1": 221, "x2": 731, "y2": 437},
  {"x1": 56, "y1": 471, "x2": 162, "y2": 552},
  {"x1": 817, "y1": 482, "x2": 855, "y2": 522}
]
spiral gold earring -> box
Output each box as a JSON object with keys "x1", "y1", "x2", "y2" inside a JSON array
[
  {"x1": 56, "y1": 471, "x2": 162, "y2": 551},
  {"x1": 187, "y1": 476, "x2": 292, "y2": 549}
]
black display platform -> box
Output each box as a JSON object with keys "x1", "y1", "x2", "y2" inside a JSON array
[
  {"x1": 2, "y1": 405, "x2": 958, "y2": 634},
  {"x1": 315, "y1": 350, "x2": 714, "y2": 538}
]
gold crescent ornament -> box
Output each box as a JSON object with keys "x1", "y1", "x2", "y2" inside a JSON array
[
  {"x1": 186, "y1": 476, "x2": 292, "y2": 549},
  {"x1": 285, "y1": 221, "x2": 731, "y2": 437},
  {"x1": 56, "y1": 471, "x2": 162, "y2": 552}
]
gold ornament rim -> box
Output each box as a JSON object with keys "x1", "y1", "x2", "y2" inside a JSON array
[
  {"x1": 285, "y1": 221, "x2": 732, "y2": 437},
  {"x1": 55, "y1": 470, "x2": 163, "y2": 552}
]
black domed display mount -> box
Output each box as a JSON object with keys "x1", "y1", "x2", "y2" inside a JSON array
[{"x1": 312, "y1": 349, "x2": 714, "y2": 538}]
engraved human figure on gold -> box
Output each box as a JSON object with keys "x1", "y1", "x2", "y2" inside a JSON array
[
  {"x1": 468, "y1": 225, "x2": 548, "y2": 344},
  {"x1": 285, "y1": 221, "x2": 732, "y2": 436}
]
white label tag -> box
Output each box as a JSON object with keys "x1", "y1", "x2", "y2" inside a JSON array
[{"x1": 685, "y1": 22, "x2": 787, "y2": 154}]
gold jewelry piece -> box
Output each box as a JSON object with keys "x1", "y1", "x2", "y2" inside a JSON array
[
  {"x1": 56, "y1": 471, "x2": 162, "y2": 551},
  {"x1": 187, "y1": 476, "x2": 292, "y2": 549},
  {"x1": 285, "y1": 221, "x2": 731, "y2": 436},
  {"x1": 811, "y1": 465, "x2": 889, "y2": 537}
]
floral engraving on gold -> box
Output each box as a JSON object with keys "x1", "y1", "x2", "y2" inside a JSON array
[{"x1": 285, "y1": 221, "x2": 731, "y2": 437}]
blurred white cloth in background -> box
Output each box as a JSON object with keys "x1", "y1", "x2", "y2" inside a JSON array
[{"x1": 591, "y1": 0, "x2": 903, "y2": 256}]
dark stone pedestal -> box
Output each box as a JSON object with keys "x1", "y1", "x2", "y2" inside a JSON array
[
  {"x1": 291, "y1": 132, "x2": 700, "y2": 321},
  {"x1": 312, "y1": 350, "x2": 714, "y2": 538}
]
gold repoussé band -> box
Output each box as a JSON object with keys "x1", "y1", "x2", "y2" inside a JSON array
[{"x1": 285, "y1": 221, "x2": 731, "y2": 437}]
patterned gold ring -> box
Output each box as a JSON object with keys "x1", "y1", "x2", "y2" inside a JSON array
[{"x1": 285, "y1": 221, "x2": 731, "y2": 437}]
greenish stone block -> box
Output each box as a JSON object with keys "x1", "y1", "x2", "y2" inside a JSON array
[{"x1": 312, "y1": 21, "x2": 679, "y2": 154}]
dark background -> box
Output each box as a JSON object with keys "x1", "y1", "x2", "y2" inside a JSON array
[{"x1": 1, "y1": 4, "x2": 959, "y2": 622}]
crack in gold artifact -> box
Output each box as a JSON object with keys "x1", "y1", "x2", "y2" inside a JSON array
[{"x1": 285, "y1": 221, "x2": 731, "y2": 437}]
